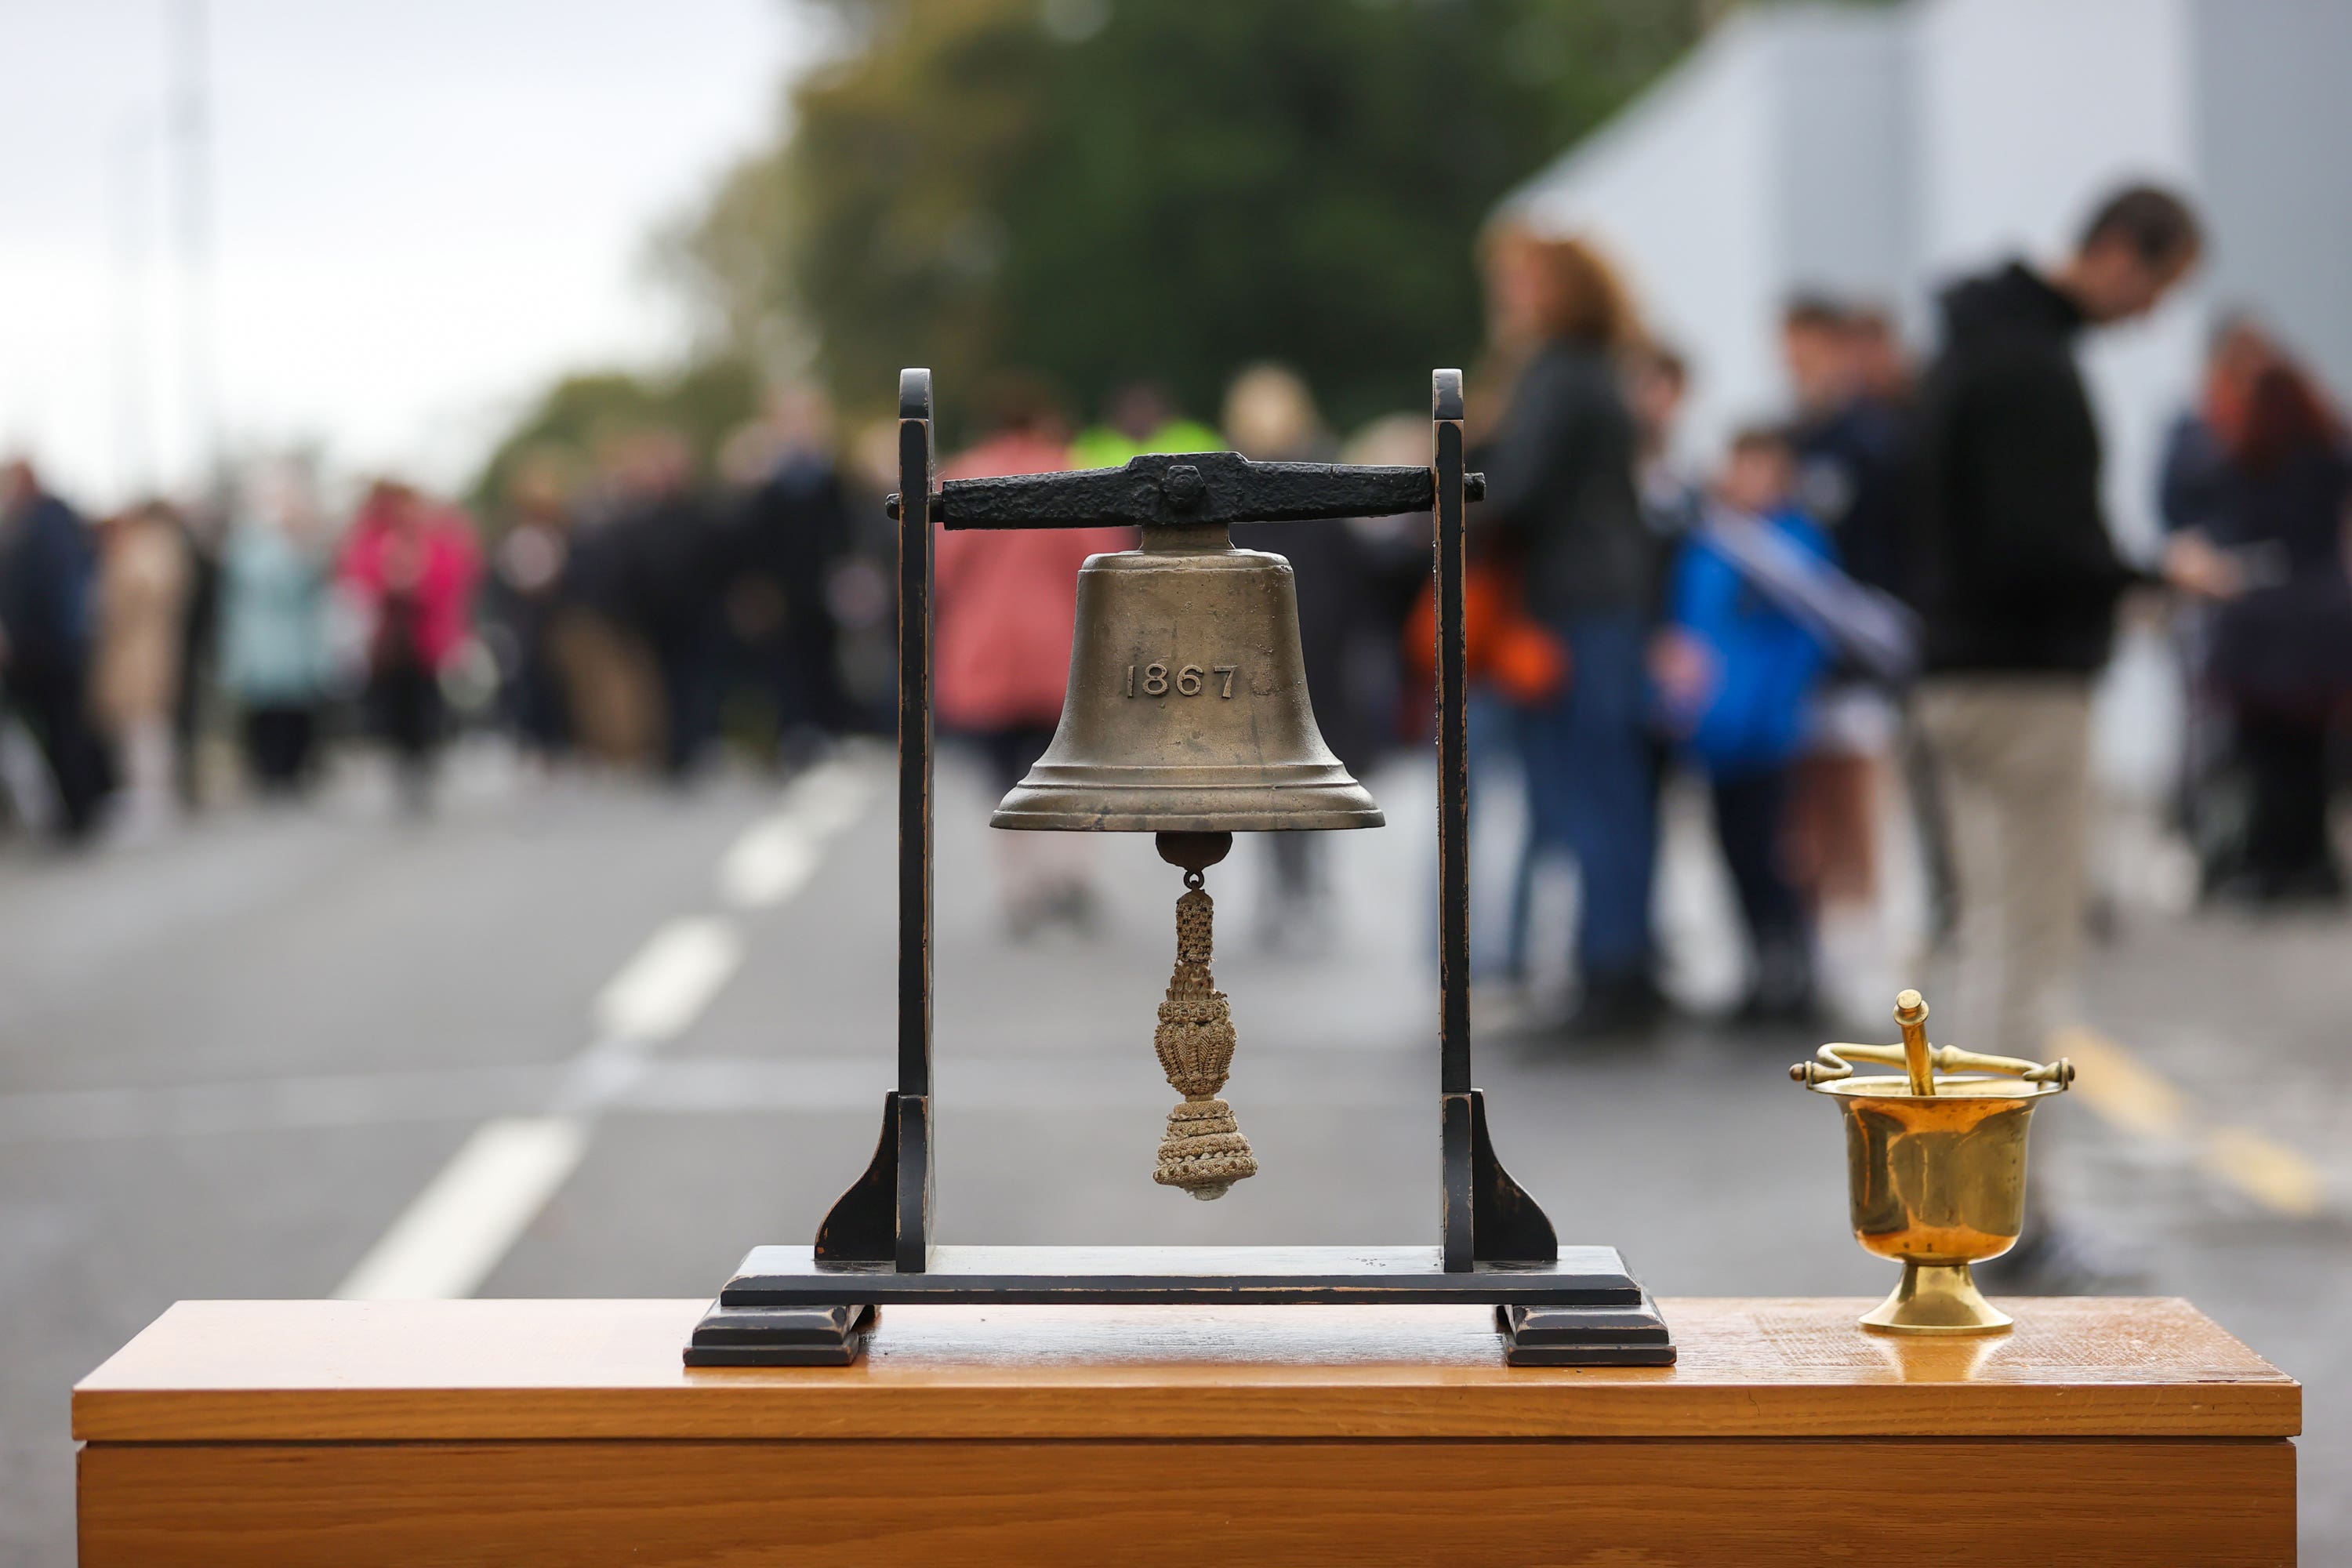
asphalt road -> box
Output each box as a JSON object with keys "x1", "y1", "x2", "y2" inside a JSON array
[{"x1": 2, "y1": 742, "x2": 2345, "y2": 1563}]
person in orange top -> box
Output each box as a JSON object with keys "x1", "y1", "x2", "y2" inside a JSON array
[{"x1": 935, "y1": 373, "x2": 1134, "y2": 936}]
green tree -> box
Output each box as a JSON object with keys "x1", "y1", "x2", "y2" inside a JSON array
[
  {"x1": 470, "y1": 356, "x2": 761, "y2": 517},
  {"x1": 677, "y1": 0, "x2": 1712, "y2": 437}
]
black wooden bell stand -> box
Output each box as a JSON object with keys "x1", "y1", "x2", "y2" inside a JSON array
[{"x1": 687, "y1": 368, "x2": 1674, "y2": 1370}]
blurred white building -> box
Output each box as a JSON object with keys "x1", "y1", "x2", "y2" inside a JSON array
[{"x1": 1501, "y1": 0, "x2": 2352, "y2": 555}]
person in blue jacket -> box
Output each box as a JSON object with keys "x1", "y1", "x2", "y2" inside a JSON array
[{"x1": 1653, "y1": 427, "x2": 1837, "y2": 1022}]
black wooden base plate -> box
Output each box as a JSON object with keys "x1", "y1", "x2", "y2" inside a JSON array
[
  {"x1": 684, "y1": 1246, "x2": 1675, "y2": 1368},
  {"x1": 715, "y1": 1243, "x2": 1642, "y2": 1305},
  {"x1": 1497, "y1": 1297, "x2": 1676, "y2": 1366},
  {"x1": 684, "y1": 1302, "x2": 877, "y2": 1367}
]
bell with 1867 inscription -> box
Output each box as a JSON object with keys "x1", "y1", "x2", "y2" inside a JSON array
[
  {"x1": 993, "y1": 499, "x2": 1383, "y2": 1201},
  {"x1": 992, "y1": 515, "x2": 1383, "y2": 834}
]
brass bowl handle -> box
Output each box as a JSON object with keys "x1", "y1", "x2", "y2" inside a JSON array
[{"x1": 1791, "y1": 1040, "x2": 2075, "y2": 1090}]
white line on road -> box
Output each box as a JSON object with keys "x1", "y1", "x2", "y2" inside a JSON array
[
  {"x1": 333, "y1": 1116, "x2": 589, "y2": 1301},
  {"x1": 332, "y1": 753, "x2": 880, "y2": 1301},
  {"x1": 593, "y1": 916, "x2": 745, "y2": 1044},
  {"x1": 717, "y1": 765, "x2": 875, "y2": 909},
  {"x1": 717, "y1": 819, "x2": 822, "y2": 910}
]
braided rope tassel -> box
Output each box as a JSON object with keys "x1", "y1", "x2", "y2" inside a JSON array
[{"x1": 1152, "y1": 872, "x2": 1258, "y2": 1200}]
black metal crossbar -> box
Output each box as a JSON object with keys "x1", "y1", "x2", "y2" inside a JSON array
[{"x1": 888, "y1": 449, "x2": 1486, "y2": 531}]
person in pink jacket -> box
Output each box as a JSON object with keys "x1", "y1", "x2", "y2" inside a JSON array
[
  {"x1": 935, "y1": 376, "x2": 1133, "y2": 935},
  {"x1": 339, "y1": 480, "x2": 481, "y2": 811}
]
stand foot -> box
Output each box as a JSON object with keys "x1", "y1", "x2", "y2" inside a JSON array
[
  {"x1": 684, "y1": 1303, "x2": 877, "y2": 1367},
  {"x1": 1497, "y1": 1294, "x2": 1675, "y2": 1366}
]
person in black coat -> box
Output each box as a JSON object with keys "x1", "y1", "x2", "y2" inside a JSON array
[
  {"x1": 1910, "y1": 185, "x2": 2201, "y2": 1290},
  {"x1": 0, "y1": 459, "x2": 107, "y2": 840},
  {"x1": 607, "y1": 432, "x2": 725, "y2": 782}
]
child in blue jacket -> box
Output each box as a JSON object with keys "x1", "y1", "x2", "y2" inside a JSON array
[{"x1": 1653, "y1": 427, "x2": 1837, "y2": 1021}]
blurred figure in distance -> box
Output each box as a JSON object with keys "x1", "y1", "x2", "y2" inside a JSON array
[
  {"x1": 1628, "y1": 343, "x2": 1702, "y2": 550},
  {"x1": 486, "y1": 450, "x2": 578, "y2": 767},
  {"x1": 1474, "y1": 225, "x2": 1659, "y2": 1038},
  {"x1": 2164, "y1": 345, "x2": 2352, "y2": 904},
  {"x1": 169, "y1": 493, "x2": 225, "y2": 811},
  {"x1": 936, "y1": 372, "x2": 1127, "y2": 938},
  {"x1": 90, "y1": 499, "x2": 194, "y2": 842},
  {"x1": 0, "y1": 459, "x2": 106, "y2": 842},
  {"x1": 724, "y1": 386, "x2": 856, "y2": 771},
  {"x1": 1223, "y1": 363, "x2": 1382, "y2": 949},
  {"x1": 607, "y1": 430, "x2": 724, "y2": 782},
  {"x1": 2159, "y1": 316, "x2": 2277, "y2": 890},
  {"x1": 1846, "y1": 305, "x2": 1915, "y2": 408},
  {"x1": 1780, "y1": 295, "x2": 1915, "y2": 1019},
  {"x1": 1911, "y1": 183, "x2": 2203, "y2": 1289},
  {"x1": 1071, "y1": 381, "x2": 1221, "y2": 470},
  {"x1": 340, "y1": 481, "x2": 481, "y2": 812},
  {"x1": 1653, "y1": 427, "x2": 1837, "y2": 1022},
  {"x1": 219, "y1": 461, "x2": 334, "y2": 796},
  {"x1": 547, "y1": 437, "x2": 661, "y2": 769}
]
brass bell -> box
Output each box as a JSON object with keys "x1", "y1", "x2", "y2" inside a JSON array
[
  {"x1": 990, "y1": 521, "x2": 1384, "y2": 833},
  {"x1": 993, "y1": 515, "x2": 1382, "y2": 1201}
]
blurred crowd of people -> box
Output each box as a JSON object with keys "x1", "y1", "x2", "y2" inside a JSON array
[
  {"x1": 1461, "y1": 184, "x2": 2301, "y2": 1057},
  {"x1": 0, "y1": 396, "x2": 905, "y2": 843},
  {"x1": 5, "y1": 182, "x2": 2346, "y2": 1111},
  {"x1": 1454, "y1": 180, "x2": 2352, "y2": 1290},
  {"x1": 1478, "y1": 183, "x2": 2352, "y2": 1054}
]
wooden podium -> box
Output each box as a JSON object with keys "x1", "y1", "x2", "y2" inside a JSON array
[{"x1": 74, "y1": 1296, "x2": 2296, "y2": 1566}]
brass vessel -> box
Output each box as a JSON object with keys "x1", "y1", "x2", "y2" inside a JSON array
[
  {"x1": 1791, "y1": 990, "x2": 2074, "y2": 1335},
  {"x1": 992, "y1": 522, "x2": 1384, "y2": 833}
]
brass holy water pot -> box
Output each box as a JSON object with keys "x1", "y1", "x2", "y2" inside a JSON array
[{"x1": 1791, "y1": 990, "x2": 2074, "y2": 1334}]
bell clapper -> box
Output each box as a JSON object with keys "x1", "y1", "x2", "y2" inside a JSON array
[{"x1": 1149, "y1": 832, "x2": 1258, "y2": 1200}]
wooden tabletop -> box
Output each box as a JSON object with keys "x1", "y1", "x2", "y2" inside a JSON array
[{"x1": 73, "y1": 1296, "x2": 2296, "y2": 1444}]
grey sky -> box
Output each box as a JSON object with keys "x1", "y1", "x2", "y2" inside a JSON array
[{"x1": 2, "y1": 0, "x2": 820, "y2": 507}]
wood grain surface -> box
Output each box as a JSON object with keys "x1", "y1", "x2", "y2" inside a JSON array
[
  {"x1": 73, "y1": 1295, "x2": 2297, "y2": 1442},
  {"x1": 78, "y1": 1436, "x2": 2296, "y2": 1568}
]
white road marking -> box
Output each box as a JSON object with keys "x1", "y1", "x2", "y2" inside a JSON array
[
  {"x1": 593, "y1": 916, "x2": 744, "y2": 1043},
  {"x1": 331, "y1": 756, "x2": 884, "y2": 1301},
  {"x1": 717, "y1": 761, "x2": 875, "y2": 909},
  {"x1": 782, "y1": 760, "x2": 879, "y2": 835},
  {"x1": 718, "y1": 818, "x2": 822, "y2": 909},
  {"x1": 333, "y1": 1116, "x2": 589, "y2": 1300}
]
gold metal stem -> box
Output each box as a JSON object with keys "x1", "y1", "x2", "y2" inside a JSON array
[
  {"x1": 1860, "y1": 1261, "x2": 2014, "y2": 1335},
  {"x1": 1894, "y1": 989, "x2": 1935, "y2": 1096}
]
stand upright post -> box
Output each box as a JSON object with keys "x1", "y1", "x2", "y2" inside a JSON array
[
  {"x1": 895, "y1": 368, "x2": 936, "y2": 1271},
  {"x1": 1432, "y1": 371, "x2": 1475, "y2": 1272}
]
